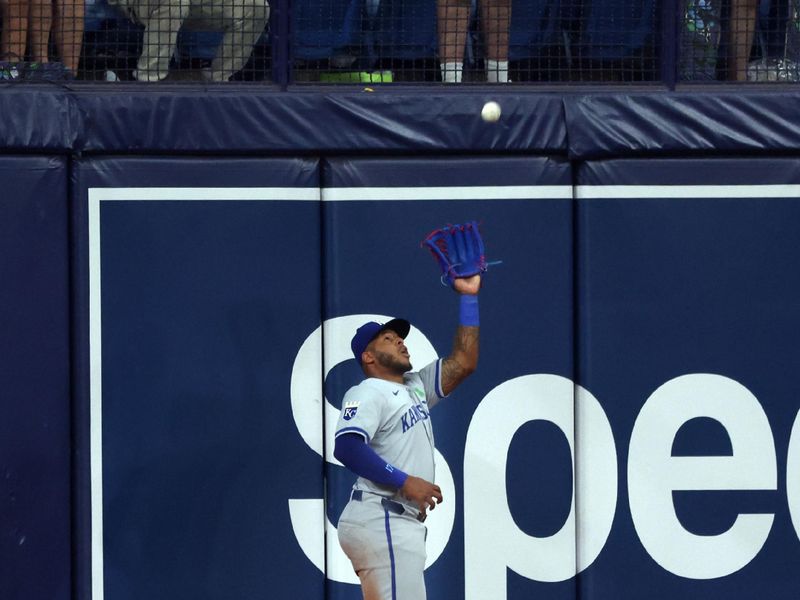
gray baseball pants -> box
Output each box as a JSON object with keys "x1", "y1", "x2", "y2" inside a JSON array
[{"x1": 338, "y1": 491, "x2": 427, "y2": 600}]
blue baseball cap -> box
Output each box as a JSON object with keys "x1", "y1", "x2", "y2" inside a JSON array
[{"x1": 351, "y1": 318, "x2": 411, "y2": 364}]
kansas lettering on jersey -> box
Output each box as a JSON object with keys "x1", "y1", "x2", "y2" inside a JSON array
[
  {"x1": 401, "y1": 402, "x2": 430, "y2": 433},
  {"x1": 334, "y1": 359, "x2": 447, "y2": 508}
]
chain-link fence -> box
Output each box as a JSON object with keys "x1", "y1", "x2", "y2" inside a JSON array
[
  {"x1": 292, "y1": 0, "x2": 659, "y2": 82},
  {"x1": 680, "y1": 0, "x2": 800, "y2": 80},
  {"x1": 0, "y1": 0, "x2": 798, "y2": 82},
  {"x1": 1, "y1": 0, "x2": 270, "y2": 80}
]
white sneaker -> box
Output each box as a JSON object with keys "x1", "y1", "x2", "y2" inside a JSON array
[
  {"x1": 133, "y1": 68, "x2": 169, "y2": 82},
  {"x1": 746, "y1": 58, "x2": 800, "y2": 82}
]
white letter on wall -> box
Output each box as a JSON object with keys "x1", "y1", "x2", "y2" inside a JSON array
[
  {"x1": 464, "y1": 374, "x2": 617, "y2": 598},
  {"x1": 786, "y1": 408, "x2": 800, "y2": 540},
  {"x1": 628, "y1": 373, "x2": 776, "y2": 579}
]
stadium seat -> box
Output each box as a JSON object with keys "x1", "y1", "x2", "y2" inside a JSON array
[
  {"x1": 291, "y1": 0, "x2": 363, "y2": 61},
  {"x1": 509, "y1": 0, "x2": 563, "y2": 60},
  {"x1": 372, "y1": 0, "x2": 438, "y2": 61},
  {"x1": 579, "y1": 0, "x2": 656, "y2": 61}
]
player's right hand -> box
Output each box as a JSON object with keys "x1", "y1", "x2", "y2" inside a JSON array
[
  {"x1": 400, "y1": 475, "x2": 443, "y2": 517},
  {"x1": 453, "y1": 274, "x2": 481, "y2": 295}
]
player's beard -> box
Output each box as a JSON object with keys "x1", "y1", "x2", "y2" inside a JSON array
[{"x1": 374, "y1": 350, "x2": 412, "y2": 375}]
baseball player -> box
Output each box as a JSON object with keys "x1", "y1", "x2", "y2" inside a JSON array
[{"x1": 334, "y1": 274, "x2": 481, "y2": 600}]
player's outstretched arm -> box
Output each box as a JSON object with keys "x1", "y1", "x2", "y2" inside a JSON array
[{"x1": 441, "y1": 274, "x2": 480, "y2": 397}]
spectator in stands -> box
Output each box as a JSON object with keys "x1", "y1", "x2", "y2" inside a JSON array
[
  {"x1": 108, "y1": 0, "x2": 269, "y2": 81},
  {"x1": 727, "y1": 0, "x2": 758, "y2": 79},
  {"x1": 437, "y1": 0, "x2": 511, "y2": 82},
  {"x1": 53, "y1": 0, "x2": 85, "y2": 76},
  {"x1": 743, "y1": 0, "x2": 798, "y2": 80},
  {"x1": 725, "y1": 0, "x2": 798, "y2": 81},
  {"x1": 1, "y1": 0, "x2": 25, "y2": 73},
  {"x1": 1, "y1": 0, "x2": 52, "y2": 75},
  {"x1": 0, "y1": 0, "x2": 82, "y2": 79}
]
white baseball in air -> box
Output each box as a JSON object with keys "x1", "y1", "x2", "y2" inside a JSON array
[{"x1": 481, "y1": 101, "x2": 501, "y2": 123}]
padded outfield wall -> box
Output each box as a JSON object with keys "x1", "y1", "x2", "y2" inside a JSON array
[{"x1": 3, "y1": 86, "x2": 800, "y2": 600}]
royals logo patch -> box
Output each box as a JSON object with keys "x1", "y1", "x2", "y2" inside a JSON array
[{"x1": 343, "y1": 400, "x2": 360, "y2": 421}]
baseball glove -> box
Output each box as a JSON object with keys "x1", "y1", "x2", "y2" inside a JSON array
[{"x1": 422, "y1": 221, "x2": 489, "y2": 288}]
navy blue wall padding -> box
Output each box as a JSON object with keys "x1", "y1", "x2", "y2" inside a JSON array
[
  {"x1": 74, "y1": 155, "x2": 321, "y2": 187},
  {"x1": 322, "y1": 156, "x2": 575, "y2": 600},
  {"x1": 564, "y1": 92, "x2": 800, "y2": 158},
  {"x1": 579, "y1": 0, "x2": 656, "y2": 59},
  {"x1": 0, "y1": 89, "x2": 76, "y2": 150},
  {"x1": 71, "y1": 157, "x2": 324, "y2": 600},
  {"x1": 575, "y1": 158, "x2": 800, "y2": 600},
  {"x1": 373, "y1": 0, "x2": 437, "y2": 60},
  {"x1": 578, "y1": 157, "x2": 800, "y2": 184},
  {"x1": 323, "y1": 154, "x2": 572, "y2": 186},
  {"x1": 0, "y1": 156, "x2": 71, "y2": 600},
  {"x1": 292, "y1": 0, "x2": 362, "y2": 60},
  {"x1": 508, "y1": 0, "x2": 562, "y2": 60},
  {"x1": 70, "y1": 87, "x2": 567, "y2": 153},
  {"x1": 6, "y1": 86, "x2": 800, "y2": 157}
]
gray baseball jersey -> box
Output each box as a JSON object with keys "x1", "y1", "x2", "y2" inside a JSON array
[
  {"x1": 336, "y1": 359, "x2": 447, "y2": 599},
  {"x1": 334, "y1": 359, "x2": 446, "y2": 510}
]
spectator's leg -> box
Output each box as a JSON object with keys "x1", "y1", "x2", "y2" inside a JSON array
[
  {"x1": 52, "y1": 0, "x2": 84, "y2": 74},
  {"x1": 766, "y1": 0, "x2": 788, "y2": 59},
  {"x1": 728, "y1": 0, "x2": 758, "y2": 79},
  {"x1": 481, "y1": 0, "x2": 510, "y2": 81},
  {"x1": 208, "y1": 0, "x2": 269, "y2": 81},
  {"x1": 2, "y1": 0, "x2": 29, "y2": 60},
  {"x1": 437, "y1": 0, "x2": 470, "y2": 81},
  {"x1": 1, "y1": 1, "x2": 12, "y2": 57},
  {"x1": 0, "y1": 2, "x2": 4, "y2": 48},
  {"x1": 134, "y1": 0, "x2": 190, "y2": 80},
  {"x1": 28, "y1": 0, "x2": 52, "y2": 62}
]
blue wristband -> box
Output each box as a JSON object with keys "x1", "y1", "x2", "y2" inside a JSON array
[{"x1": 459, "y1": 295, "x2": 480, "y2": 327}]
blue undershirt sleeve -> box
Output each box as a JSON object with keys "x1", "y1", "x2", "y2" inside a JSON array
[{"x1": 333, "y1": 433, "x2": 409, "y2": 489}]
